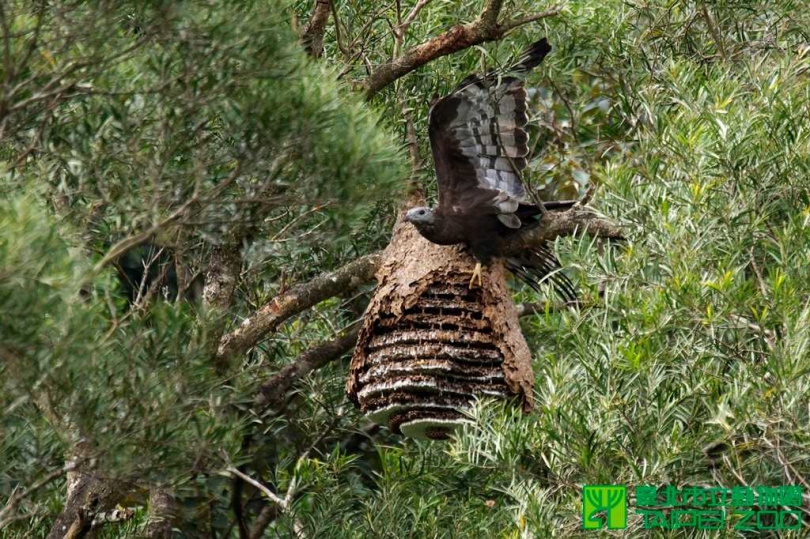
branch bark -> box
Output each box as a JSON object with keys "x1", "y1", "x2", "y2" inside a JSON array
[
  {"x1": 143, "y1": 488, "x2": 178, "y2": 539},
  {"x1": 302, "y1": 0, "x2": 332, "y2": 58},
  {"x1": 363, "y1": 2, "x2": 562, "y2": 97},
  {"x1": 204, "y1": 241, "x2": 243, "y2": 370},
  {"x1": 503, "y1": 207, "x2": 624, "y2": 255},
  {"x1": 226, "y1": 468, "x2": 290, "y2": 511},
  {"x1": 46, "y1": 461, "x2": 127, "y2": 539},
  {"x1": 256, "y1": 324, "x2": 361, "y2": 410},
  {"x1": 216, "y1": 253, "x2": 380, "y2": 361}
]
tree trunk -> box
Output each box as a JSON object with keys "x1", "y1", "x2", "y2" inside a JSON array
[
  {"x1": 143, "y1": 488, "x2": 178, "y2": 538},
  {"x1": 47, "y1": 462, "x2": 123, "y2": 539},
  {"x1": 347, "y1": 215, "x2": 534, "y2": 440}
]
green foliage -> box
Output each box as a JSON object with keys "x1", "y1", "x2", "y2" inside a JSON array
[
  {"x1": 273, "y1": 1, "x2": 810, "y2": 537},
  {"x1": 2, "y1": 0, "x2": 810, "y2": 537},
  {"x1": 1, "y1": 0, "x2": 406, "y2": 534},
  {"x1": 0, "y1": 194, "x2": 242, "y2": 503},
  {"x1": 3, "y1": 0, "x2": 405, "y2": 257}
]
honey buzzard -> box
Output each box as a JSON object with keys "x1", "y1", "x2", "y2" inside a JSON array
[{"x1": 404, "y1": 38, "x2": 575, "y2": 300}]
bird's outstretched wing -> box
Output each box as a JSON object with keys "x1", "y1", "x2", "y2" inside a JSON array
[{"x1": 428, "y1": 38, "x2": 551, "y2": 227}]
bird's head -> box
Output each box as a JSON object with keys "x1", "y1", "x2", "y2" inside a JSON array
[{"x1": 404, "y1": 206, "x2": 435, "y2": 228}]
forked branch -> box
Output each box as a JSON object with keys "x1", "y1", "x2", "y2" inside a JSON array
[
  {"x1": 364, "y1": 2, "x2": 562, "y2": 97},
  {"x1": 216, "y1": 253, "x2": 380, "y2": 361}
]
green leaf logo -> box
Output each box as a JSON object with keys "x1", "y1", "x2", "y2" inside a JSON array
[{"x1": 583, "y1": 485, "x2": 627, "y2": 529}]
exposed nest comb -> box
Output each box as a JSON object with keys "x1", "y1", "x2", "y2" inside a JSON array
[{"x1": 347, "y1": 222, "x2": 534, "y2": 440}]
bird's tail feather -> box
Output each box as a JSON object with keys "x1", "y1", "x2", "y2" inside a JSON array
[
  {"x1": 505, "y1": 243, "x2": 576, "y2": 303},
  {"x1": 509, "y1": 38, "x2": 552, "y2": 75},
  {"x1": 457, "y1": 38, "x2": 552, "y2": 93}
]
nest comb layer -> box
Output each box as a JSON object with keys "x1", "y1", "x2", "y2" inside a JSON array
[
  {"x1": 349, "y1": 274, "x2": 532, "y2": 440},
  {"x1": 360, "y1": 280, "x2": 510, "y2": 439},
  {"x1": 347, "y1": 222, "x2": 535, "y2": 440}
]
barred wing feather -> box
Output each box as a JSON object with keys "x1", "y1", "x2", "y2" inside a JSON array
[{"x1": 429, "y1": 39, "x2": 551, "y2": 224}]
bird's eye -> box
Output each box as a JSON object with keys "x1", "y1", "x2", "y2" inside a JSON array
[{"x1": 419, "y1": 210, "x2": 426, "y2": 215}]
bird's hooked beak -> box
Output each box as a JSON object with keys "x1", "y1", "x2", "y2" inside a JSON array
[{"x1": 404, "y1": 207, "x2": 433, "y2": 225}]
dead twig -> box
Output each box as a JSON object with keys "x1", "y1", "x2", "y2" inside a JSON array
[
  {"x1": 224, "y1": 468, "x2": 293, "y2": 513},
  {"x1": 0, "y1": 463, "x2": 78, "y2": 529}
]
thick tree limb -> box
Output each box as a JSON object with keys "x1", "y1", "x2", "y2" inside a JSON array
[
  {"x1": 204, "y1": 241, "x2": 243, "y2": 370},
  {"x1": 302, "y1": 0, "x2": 332, "y2": 58},
  {"x1": 216, "y1": 253, "x2": 380, "y2": 361},
  {"x1": 363, "y1": 2, "x2": 562, "y2": 97},
  {"x1": 46, "y1": 465, "x2": 127, "y2": 539},
  {"x1": 503, "y1": 207, "x2": 624, "y2": 255}
]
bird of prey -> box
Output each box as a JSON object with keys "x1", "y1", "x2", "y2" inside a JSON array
[{"x1": 404, "y1": 38, "x2": 575, "y2": 300}]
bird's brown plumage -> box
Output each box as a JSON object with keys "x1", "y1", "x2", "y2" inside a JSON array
[{"x1": 408, "y1": 38, "x2": 575, "y2": 301}]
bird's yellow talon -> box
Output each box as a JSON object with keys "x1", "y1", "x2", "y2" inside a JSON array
[{"x1": 468, "y1": 262, "x2": 483, "y2": 288}]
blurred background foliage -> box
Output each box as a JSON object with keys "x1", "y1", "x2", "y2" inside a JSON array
[{"x1": 1, "y1": 0, "x2": 809, "y2": 536}]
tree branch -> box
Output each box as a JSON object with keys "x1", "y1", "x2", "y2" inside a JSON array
[
  {"x1": 256, "y1": 324, "x2": 361, "y2": 410},
  {"x1": 399, "y1": 0, "x2": 434, "y2": 33},
  {"x1": 363, "y1": 2, "x2": 562, "y2": 97},
  {"x1": 516, "y1": 300, "x2": 570, "y2": 317},
  {"x1": 498, "y1": 8, "x2": 563, "y2": 34},
  {"x1": 46, "y1": 465, "x2": 128, "y2": 539},
  {"x1": 503, "y1": 207, "x2": 624, "y2": 255},
  {"x1": 248, "y1": 504, "x2": 280, "y2": 539},
  {"x1": 204, "y1": 240, "x2": 244, "y2": 371},
  {"x1": 216, "y1": 253, "x2": 380, "y2": 361},
  {"x1": 0, "y1": 463, "x2": 77, "y2": 529},
  {"x1": 143, "y1": 488, "x2": 178, "y2": 539},
  {"x1": 302, "y1": 0, "x2": 332, "y2": 58},
  {"x1": 225, "y1": 468, "x2": 289, "y2": 511},
  {"x1": 699, "y1": 2, "x2": 727, "y2": 61}
]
